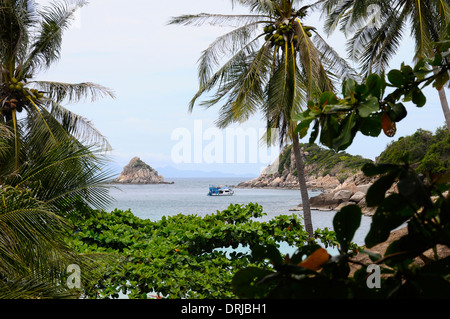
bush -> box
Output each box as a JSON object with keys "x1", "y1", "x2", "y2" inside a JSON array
[{"x1": 67, "y1": 203, "x2": 337, "y2": 299}]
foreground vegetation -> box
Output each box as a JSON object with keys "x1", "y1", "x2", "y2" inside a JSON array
[{"x1": 67, "y1": 203, "x2": 337, "y2": 298}]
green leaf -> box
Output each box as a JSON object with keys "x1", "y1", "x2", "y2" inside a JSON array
[
  {"x1": 251, "y1": 244, "x2": 283, "y2": 266},
  {"x1": 387, "y1": 102, "x2": 407, "y2": 122},
  {"x1": 366, "y1": 73, "x2": 384, "y2": 99},
  {"x1": 365, "y1": 194, "x2": 414, "y2": 248},
  {"x1": 433, "y1": 70, "x2": 450, "y2": 90},
  {"x1": 332, "y1": 112, "x2": 356, "y2": 151},
  {"x1": 231, "y1": 267, "x2": 274, "y2": 298},
  {"x1": 387, "y1": 69, "x2": 408, "y2": 87},
  {"x1": 295, "y1": 118, "x2": 313, "y2": 139},
  {"x1": 319, "y1": 91, "x2": 339, "y2": 107},
  {"x1": 359, "y1": 113, "x2": 382, "y2": 137},
  {"x1": 366, "y1": 171, "x2": 400, "y2": 207},
  {"x1": 333, "y1": 204, "x2": 361, "y2": 252},
  {"x1": 320, "y1": 114, "x2": 340, "y2": 149},
  {"x1": 412, "y1": 89, "x2": 426, "y2": 107},
  {"x1": 357, "y1": 96, "x2": 379, "y2": 118},
  {"x1": 342, "y1": 78, "x2": 357, "y2": 97}
]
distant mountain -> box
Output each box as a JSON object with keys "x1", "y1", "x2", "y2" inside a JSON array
[{"x1": 155, "y1": 165, "x2": 258, "y2": 178}]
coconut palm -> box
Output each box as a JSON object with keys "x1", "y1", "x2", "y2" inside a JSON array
[
  {"x1": 321, "y1": 0, "x2": 450, "y2": 131},
  {"x1": 0, "y1": 0, "x2": 114, "y2": 170},
  {"x1": 169, "y1": 0, "x2": 357, "y2": 238},
  {"x1": 0, "y1": 0, "x2": 115, "y2": 298}
]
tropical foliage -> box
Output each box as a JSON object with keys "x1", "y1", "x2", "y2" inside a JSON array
[
  {"x1": 67, "y1": 203, "x2": 338, "y2": 298},
  {"x1": 378, "y1": 126, "x2": 449, "y2": 175},
  {"x1": 321, "y1": 0, "x2": 450, "y2": 130}
]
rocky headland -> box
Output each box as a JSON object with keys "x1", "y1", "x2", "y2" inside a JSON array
[
  {"x1": 113, "y1": 157, "x2": 173, "y2": 184},
  {"x1": 236, "y1": 143, "x2": 378, "y2": 215}
]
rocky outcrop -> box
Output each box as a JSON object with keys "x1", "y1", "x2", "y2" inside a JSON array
[
  {"x1": 113, "y1": 157, "x2": 172, "y2": 184},
  {"x1": 236, "y1": 148, "x2": 343, "y2": 190},
  {"x1": 304, "y1": 172, "x2": 377, "y2": 215},
  {"x1": 236, "y1": 144, "x2": 378, "y2": 215}
]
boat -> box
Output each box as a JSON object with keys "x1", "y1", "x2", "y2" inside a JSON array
[{"x1": 207, "y1": 185, "x2": 234, "y2": 196}]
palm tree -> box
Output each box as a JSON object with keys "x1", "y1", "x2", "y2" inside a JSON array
[
  {"x1": 0, "y1": 0, "x2": 114, "y2": 170},
  {"x1": 169, "y1": 0, "x2": 357, "y2": 238},
  {"x1": 321, "y1": 0, "x2": 450, "y2": 131},
  {"x1": 0, "y1": 0, "x2": 115, "y2": 298}
]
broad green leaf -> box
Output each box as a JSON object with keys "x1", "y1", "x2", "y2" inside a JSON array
[
  {"x1": 359, "y1": 113, "x2": 382, "y2": 137},
  {"x1": 333, "y1": 204, "x2": 361, "y2": 252},
  {"x1": 332, "y1": 112, "x2": 356, "y2": 151},
  {"x1": 366, "y1": 171, "x2": 400, "y2": 207},
  {"x1": 433, "y1": 70, "x2": 450, "y2": 90},
  {"x1": 295, "y1": 118, "x2": 313, "y2": 139},
  {"x1": 412, "y1": 89, "x2": 426, "y2": 107},
  {"x1": 320, "y1": 114, "x2": 339, "y2": 150},
  {"x1": 387, "y1": 69, "x2": 408, "y2": 86},
  {"x1": 342, "y1": 78, "x2": 357, "y2": 97},
  {"x1": 357, "y1": 96, "x2": 379, "y2": 117},
  {"x1": 319, "y1": 91, "x2": 339, "y2": 107},
  {"x1": 365, "y1": 195, "x2": 414, "y2": 248},
  {"x1": 387, "y1": 102, "x2": 407, "y2": 122},
  {"x1": 366, "y1": 73, "x2": 384, "y2": 99},
  {"x1": 251, "y1": 244, "x2": 283, "y2": 266}
]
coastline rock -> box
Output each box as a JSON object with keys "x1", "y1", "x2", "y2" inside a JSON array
[{"x1": 113, "y1": 157, "x2": 172, "y2": 184}]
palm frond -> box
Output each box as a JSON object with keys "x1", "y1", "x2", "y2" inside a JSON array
[
  {"x1": 351, "y1": 11, "x2": 406, "y2": 75},
  {"x1": 196, "y1": 21, "x2": 270, "y2": 90},
  {"x1": 30, "y1": 81, "x2": 116, "y2": 104},
  {"x1": 168, "y1": 12, "x2": 271, "y2": 27},
  {"x1": 22, "y1": 0, "x2": 88, "y2": 74}
]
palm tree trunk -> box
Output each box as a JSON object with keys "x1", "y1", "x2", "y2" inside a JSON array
[
  {"x1": 437, "y1": 87, "x2": 450, "y2": 132},
  {"x1": 432, "y1": 63, "x2": 450, "y2": 132},
  {"x1": 291, "y1": 132, "x2": 314, "y2": 239}
]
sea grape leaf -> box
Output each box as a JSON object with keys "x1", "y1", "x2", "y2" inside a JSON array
[
  {"x1": 382, "y1": 112, "x2": 397, "y2": 137},
  {"x1": 366, "y1": 73, "x2": 385, "y2": 99},
  {"x1": 366, "y1": 171, "x2": 399, "y2": 207},
  {"x1": 333, "y1": 204, "x2": 361, "y2": 252},
  {"x1": 357, "y1": 96, "x2": 380, "y2": 117},
  {"x1": 387, "y1": 69, "x2": 408, "y2": 87},
  {"x1": 387, "y1": 102, "x2": 407, "y2": 122},
  {"x1": 365, "y1": 194, "x2": 414, "y2": 248},
  {"x1": 359, "y1": 113, "x2": 382, "y2": 137},
  {"x1": 332, "y1": 112, "x2": 356, "y2": 151},
  {"x1": 412, "y1": 89, "x2": 426, "y2": 107},
  {"x1": 362, "y1": 162, "x2": 400, "y2": 177}
]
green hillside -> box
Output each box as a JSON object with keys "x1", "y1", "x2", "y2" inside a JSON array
[
  {"x1": 278, "y1": 143, "x2": 373, "y2": 182},
  {"x1": 378, "y1": 126, "x2": 449, "y2": 175}
]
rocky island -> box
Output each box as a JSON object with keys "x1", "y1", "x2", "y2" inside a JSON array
[{"x1": 113, "y1": 157, "x2": 173, "y2": 184}]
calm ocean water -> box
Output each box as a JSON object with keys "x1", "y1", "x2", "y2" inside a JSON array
[{"x1": 106, "y1": 177, "x2": 372, "y2": 246}]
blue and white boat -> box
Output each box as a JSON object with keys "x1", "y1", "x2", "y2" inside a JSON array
[{"x1": 207, "y1": 185, "x2": 234, "y2": 196}]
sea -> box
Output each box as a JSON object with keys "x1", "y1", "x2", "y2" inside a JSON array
[{"x1": 105, "y1": 177, "x2": 372, "y2": 248}]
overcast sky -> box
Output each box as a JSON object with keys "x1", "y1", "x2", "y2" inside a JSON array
[{"x1": 34, "y1": 0, "x2": 447, "y2": 177}]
